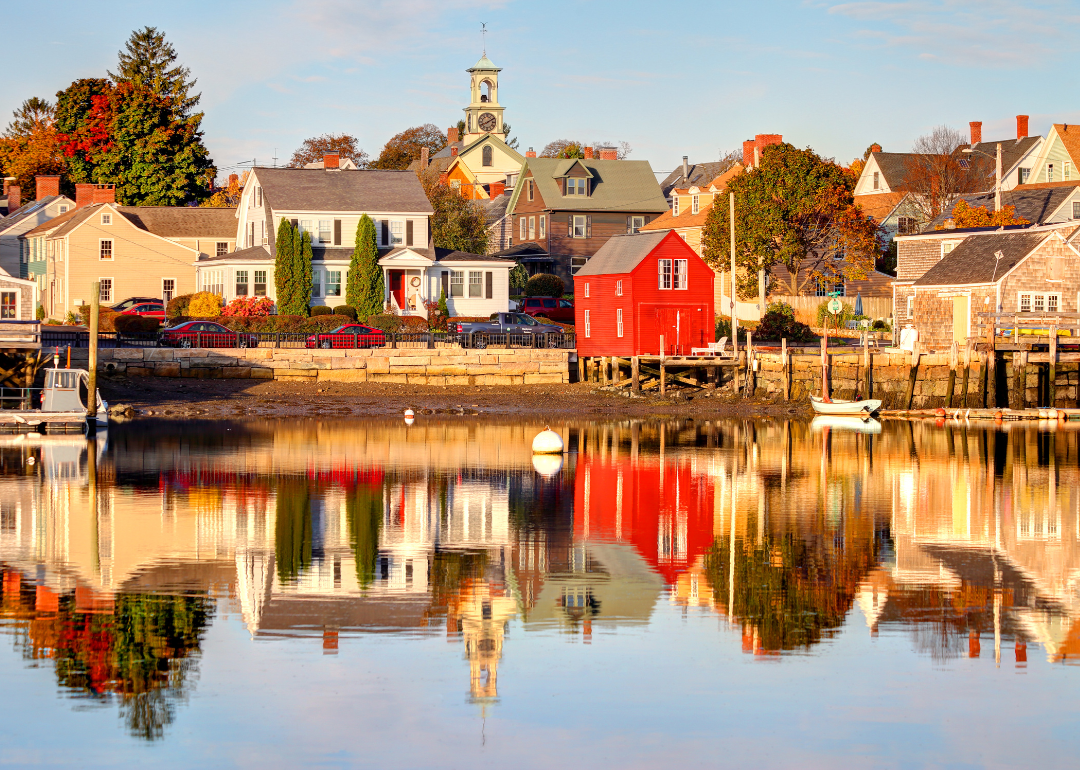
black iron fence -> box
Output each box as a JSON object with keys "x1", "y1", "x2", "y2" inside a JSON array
[{"x1": 42, "y1": 329, "x2": 577, "y2": 351}]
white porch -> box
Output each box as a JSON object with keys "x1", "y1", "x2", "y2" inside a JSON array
[{"x1": 379, "y1": 249, "x2": 515, "y2": 319}]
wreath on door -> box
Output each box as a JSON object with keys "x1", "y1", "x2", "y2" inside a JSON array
[{"x1": 409, "y1": 276, "x2": 422, "y2": 288}]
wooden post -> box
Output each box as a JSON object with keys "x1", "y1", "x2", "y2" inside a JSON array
[
  {"x1": 88, "y1": 281, "x2": 100, "y2": 419},
  {"x1": 660, "y1": 358, "x2": 667, "y2": 396},
  {"x1": 960, "y1": 339, "x2": 972, "y2": 408},
  {"x1": 577, "y1": 355, "x2": 585, "y2": 383},
  {"x1": 863, "y1": 337, "x2": 872, "y2": 401},
  {"x1": 613, "y1": 357, "x2": 621, "y2": 386},
  {"x1": 601, "y1": 356, "x2": 609, "y2": 386},
  {"x1": 820, "y1": 336, "x2": 829, "y2": 400},
  {"x1": 1049, "y1": 326, "x2": 1058, "y2": 407},
  {"x1": 904, "y1": 339, "x2": 920, "y2": 409},
  {"x1": 746, "y1": 331, "x2": 754, "y2": 397},
  {"x1": 632, "y1": 356, "x2": 640, "y2": 392},
  {"x1": 985, "y1": 319, "x2": 997, "y2": 408},
  {"x1": 946, "y1": 341, "x2": 958, "y2": 408},
  {"x1": 782, "y1": 338, "x2": 790, "y2": 401},
  {"x1": 1010, "y1": 351, "x2": 1023, "y2": 410}
]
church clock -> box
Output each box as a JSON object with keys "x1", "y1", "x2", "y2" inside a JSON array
[{"x1": 478, "y1": 112, "x2": 497, "y2": 132}]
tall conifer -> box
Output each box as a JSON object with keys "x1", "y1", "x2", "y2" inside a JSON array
[
  {"x1": 349, "y1": 214, "x2": 383, "y2": 317},
  {"x1": 296, "y1": 230, "x2": 313, "y2": 314},
  {"x1": 274, "y1": 217, "x2": 295, "y2": 313}
]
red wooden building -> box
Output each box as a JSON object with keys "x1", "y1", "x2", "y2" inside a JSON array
[{"x1": 573, "y1": 230, "x2": 714, "y2": 357}]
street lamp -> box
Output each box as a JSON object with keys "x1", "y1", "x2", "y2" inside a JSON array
[{"x1": 962, "y1": 142, "x2": 1003, "y2": 213}]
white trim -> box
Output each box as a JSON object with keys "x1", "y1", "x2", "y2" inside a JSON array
[
  {"x1": 0, "y1": 289, "x2": 20, "y2": 320},
  {"x1": 584, "y1": 309, "x2": 591, "y2": 337},
  {"x1": 99, "y1": 238, "x2": 114, "y2": 261},
  {"x1": 616, "y1": 308, "x2": 623, "y2": 337}
]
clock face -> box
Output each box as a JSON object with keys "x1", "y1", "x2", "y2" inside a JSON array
[{"x1": 478, "y1": 112, "x2": 497, "y2": 132}]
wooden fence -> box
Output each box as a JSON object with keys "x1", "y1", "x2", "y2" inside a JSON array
[{"x1": 768, "y1": 295, "x2": 893, "y2": 325}]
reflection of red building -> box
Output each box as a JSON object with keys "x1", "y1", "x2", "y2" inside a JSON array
[{"x1": 573, "y1": 455, "x2": 716, "y2": 584}]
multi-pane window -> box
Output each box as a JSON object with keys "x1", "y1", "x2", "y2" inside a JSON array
[
  {"x1": 162, "y1": 279, "x2": 176, "y2": 303},
  {"x1": 469, "y1": 271, "x2": 483, "y2": 298},
  {"x1": 529, "y1": 216, "x2": 536, "y2": 240},
  {"x1": 319, "y1": 220, "x2": 332, "y2": 244},
  {"x1": 631, "y1": 216, "x2": 645, "y2": 234},
  {"x1": 584, "y1": 309, "x2": 591, "y2": 337},
  {"x1": 527, "y1": 179, "x2": 534, "y2": 201},
  {"x1": 616, "y1": 308, "x2": 623, "y2": 338},
  {"x1": 236, "y1": 270, "x2": 249, "y2": 296},
  {"x1": 1019, "y1": 168, "x2": 1030, "y2": 184},
  {"x1": 897, "y1": 217, "x2": 917, "y2": 235},
  {"x1": 101, "y1": 213, "x2": 111, "y2": 225},
  {"x1": 100, "y1": 239, "x2": 113, "y2": 260},
  {"x1": 0, "y1": 292, "x2": 16, "y2": 319},
  {"x1": 673, "y1": 197, "x2": 680, "y2": 216},
  {"x1": 202, "y1": 269, "x2": 225, "y2": 296},
  {"x1": 450, "y1": 270, "x2": 464, "y2": 297},
  {"x1": 325, "y1": 271, "x2": 341, "y2": 297},
  {"x1": 673, "y1": 259, "x2": 688, "y2": 289},
  {"x1": 311, "y1": 269, "x2": 321, "y2": 298},
  {"x1": 98, "y1": 279, "x2": 113, "y2": 303},
  {"x1": 254, "y1": 270, "x2": 267, "y2": 296},
  {"x1": 216, "y1": 242, "x2": 228, "y2": 256},
  {"x1": 300, "y1": 220, "x2": 312, "y2": 236},
  {"x1": 1066, "y1": 162, "x2": 1072, "y2": 181},
  {"x1": 566, "y1": 178, "x2": 587, "y2": 196},
  {"x1": 1048, "y1": 164, "x2": 1054, "y2": 183},
  {"x1": 942, "y1": 241, "x2": 958, "y2": 259},
  {"x1": 692, "y1": 195, "x2": 700, "y2": 215},
  {"x1": 520, "y1": 217, "x2": 527, "y2": 240},
  {"x1": 573, "y1": 215, "x2": 587, "y2": 238},
  {"x1": 1018, "y1": 292, "x2": 1060, "y2": 312},
  {"x1": 658, "y1": 259, "x2": 673, "y2": 289},
  {"x1": 873, "y1": 172, "x2": 879, "y2": 190},
  {"x1": 583, "y1": 282, "x2": 590, "y2": 298},
  {"x1": 616, "y1": 280, "x2": 623, "y2": 296},
  {"x1": 1049, "y1": 294, "x2": 1059, "y2": 312},
  {"x1": 539, "y1": 215, "x2": 546, "y2": 239},
  {"x1": 1073, "y1": 202, "x2": 1080, "y2": 220},
  {"x1": 390, "y1": 221, "x2": 403, "y2": 246}
]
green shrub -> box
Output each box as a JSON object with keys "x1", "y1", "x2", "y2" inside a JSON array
[
  {"x1": 188, "y1": 292, "x2": 223, "y2": 318},
  {"x1": 35, "y1": 305, "x2": 45, "y2": 321},
  {"x1": 77, "y1": 305, "x2": 119, "y2": 332},
  {"x1": 438, "y1": 289, "x2": 448, "y2": 318},
  {"x1": 311, "y1": 305, "x2": 333, "y2": 316},
  {"x1": 816, "y1": 300, "x2": 857, "y2": 327},
  {"x1": 301, "y1": 314, "x2": 354, "y2": 332},
  {"x1": 510, "y1": 263, "x2": 529, "y2": 291},
  {"x1": 365, "y1": 314, "x2": 402, "y2": 334},
  {"x1": 114, "y1": 315, "x2": 161, "y2": 334},
  {"x1": 167, "y1": 293, "x2": 194, "y2": 319},
  {"x1": 524, "y1": 273, "x2": 564, "y2": 298},
  {"x1": 714, "y1": 317, "x2": 748, "y2": 343},
  {"x1": 333, "y1": 305, "x2": 358, "y2": 321},
  {"x1": 271, "y1": 315, "x2": 307, "y2": 332},
  {"x1": 871, "y1": 319, "x2": 890, "y2": 331},
  {"x1": 756, "y1": 304, "x2": 814, "y2": 342}
]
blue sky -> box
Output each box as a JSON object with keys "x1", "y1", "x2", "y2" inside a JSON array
[{"x1": 3, "y1": 0, "x2": 1080, "y2": 179}]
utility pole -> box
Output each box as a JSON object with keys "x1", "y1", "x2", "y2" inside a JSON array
[
  {"x1": 87, "y1": 281, "x2": 99, "y2": 420},
  {"x1": 730, "y1": 192, "x2": 738, "y2": 361},
  {"x1": 995, "y1": 142, "x2": 1002, "y2": 213}
]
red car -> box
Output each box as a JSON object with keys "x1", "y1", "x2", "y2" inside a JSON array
[
  {"x1": 160, "y1": 321, "x2": 258, "y2": 349},
  {"x1": 518, "y1": 297, "x2": 574, "y2": 324},
  {"x1": 120, "y1": 301, "x2": 165, "y2": 321},
  {"x1": 306, "y1": 324, "x2": 387, "y2": 349}
]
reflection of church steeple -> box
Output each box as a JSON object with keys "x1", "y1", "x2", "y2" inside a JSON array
[{"x1": 448, "y1": 578, "x2": 517, "y2": 706}]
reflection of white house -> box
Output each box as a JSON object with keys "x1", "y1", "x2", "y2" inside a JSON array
[{"x1": 379, "y1": 247, "x2": 514, "y2": 318}]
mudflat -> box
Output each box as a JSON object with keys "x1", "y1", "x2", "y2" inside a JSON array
[{"x1": 98, "y1": 376, "x2": 807, "y2": 420}]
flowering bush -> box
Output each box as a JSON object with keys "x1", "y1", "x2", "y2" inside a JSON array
[
  {"x1": 188, "y1": 292, "x2": 223, "y2": 318},
  {"x1": 221, "y1": 296, "x2": 274, "y2": 318}
]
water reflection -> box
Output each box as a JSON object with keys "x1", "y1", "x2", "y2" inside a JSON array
[{"x1": 1, "y1": 418, "x2": 1079, "y2": 745}]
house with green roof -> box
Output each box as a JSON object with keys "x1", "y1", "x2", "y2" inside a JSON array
[{"x1": 503, "y1": 153, "x2": 669, "y2": 281}]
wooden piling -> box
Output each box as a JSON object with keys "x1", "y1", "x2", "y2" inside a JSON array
[
  {"x1": 945, "y1": 341, "x2": 958, "y2": 408},
  {"x1": 747, "y1": 331, "x2": 754, "y2": 397},
  {"x1": 88, "y1": 281, "x2": 100, "y2": 419},
  {"x1": 961, "y1": 339, "x2": 972, "y2": 408},
  {"x1": 577, "y1": 356, "x2": 585, "y2": 383},
  {"x1": 612, "y1": 357, "x2": 621, "y2": 386},
  {"x1": 601, "y1": 356, "x2": 609, "y2": 386},
  {"x1": 1049, "y1": 328, "x2": 1058, "y2": 407},
  {"x1": 904, "y1": 339, "x2": 920, "y2": 409},
  {"x1": 820, "y1": 337, "x2": 829, "y2": 399},
  {"x1": 782, "y1": 339, "x2": 790, "y2": 401},
  {"x1": 660, "y1": 359, "x2": 667, "y2": 396},
  {"x1": 632, "y1": 356, "x2": 640, "y2": 392}
]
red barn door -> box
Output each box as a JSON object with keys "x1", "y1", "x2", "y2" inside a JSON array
[{"x1": 655, "y1": 307, "x2": 709, "y2": 355}]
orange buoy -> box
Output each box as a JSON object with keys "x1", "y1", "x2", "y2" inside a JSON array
[{"x1": 935, "y1": 408, "x2": 946, "y2": 417}]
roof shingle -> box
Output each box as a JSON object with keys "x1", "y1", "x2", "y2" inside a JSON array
[
  {"x1": 117, "y1": 206, "x2": 237, "y2": 238},
  {"x1": 254, "y1": 167, "x2": 434, "y2": 214},
  {"x1": 914, "y1": 230, "x2": 1049, "y2": 286},
  {"x1": 575, "y1": 232, "x2": 669, "y2": 276}
]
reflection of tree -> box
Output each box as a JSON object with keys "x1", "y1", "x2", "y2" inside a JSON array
[
  {"x1": 275, "y1": 482, "x2": 312, "y2": 583},
  {"x1": 704, "y1": 521, "x2": 880, "y2": 652},
  {"x1": 13, "y1": 587, "x2": 211, "y2": 740},
  {"x1": 346, "y1": 485, "x2": 383, "y2": 588}
]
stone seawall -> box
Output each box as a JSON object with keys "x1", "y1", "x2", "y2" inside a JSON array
[{"x1": 94, "y1": 347, "x2": 571, "y2": 385}]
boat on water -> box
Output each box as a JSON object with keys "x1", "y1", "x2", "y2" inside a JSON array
[
  {"x1": 810, "y1": 395, "x2": 882, "y2": 417},
  {"x1": 811, "y1": 415, "x2": 882, "y2": 434},
  {"x1": 0, "y1": 368, "x2": 107, "y2": 431}
]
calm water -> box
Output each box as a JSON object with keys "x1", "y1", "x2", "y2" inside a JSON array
[{"x1": 1, "y1": 416, "x2": 1079, "y2": 768}]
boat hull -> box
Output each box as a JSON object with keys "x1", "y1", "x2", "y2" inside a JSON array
[{"x1": 810, "y1": 396, "x2": 882, "y2": 416}]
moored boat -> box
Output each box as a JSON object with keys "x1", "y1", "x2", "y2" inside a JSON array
[
  {"x1": 0, "y1": 368, "x2": 107, "y2": 431},
  {"x1": 810, "y1": 395, "x2": 882, "y2": 416}
]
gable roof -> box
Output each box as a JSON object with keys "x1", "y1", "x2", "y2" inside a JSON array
[
  {"x1": 854, "y1": 192, "x2": 908, "y2": 223},
  {"x1": 0, "y1": 196, "x2": 74, "y2": 234},
  {"x1": 1015, "y1": 179, "x2": 1080, "y2": 190},
  {"x1": 117, "y1": 207, "x2": 237, "y2": 238},
  {"x1": 659, "y1": 161, "x2": 731, "y2": 198},
  {"x1": 574, "y1": 231, "x2": 670, "y2": 276},
  {"x1": 508, "y1": 158, "x2": 668, "y2": 216},
  {"x1": 969, "y1": 135, "x2": 1042, "y2": 175},
  {"x1": 870, "y1": 151, "x2": 923, "y2": 190},
  {"x1": 1052, "y1": 123, "x2": 1080, "y2": 166},
  {"x1": 253, "y1": 167, "x2": 433, "y2": 214},
  {"x1": 21, "y1": 205, "x2": 96, "y2": 238},
  {"x1": 914, "y1": 230, "x2": 1050, "y2": 286},
  {"x1": 928, "y1": 187, "x2": 1080, "y2": 229}
]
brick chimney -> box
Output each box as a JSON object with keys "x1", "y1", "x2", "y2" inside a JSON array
[
  {"x1": 583, "y1": 146, "x2": 594, "y2": 159},
  {"x1": 75, "y1": 184, "x2": 95, "y2": 209},
  {"x1": 599, "y1": 147, "x2": 618, "y2": 160},
  {"x1": 6, "y1": 185, "x2": 20, "y2": 212},
  {"x1": 228, "y1": 173, "x2": 239, "y2": 187},
  {"x1": 92, "y1": 184, "x2": 116, "y2": 205},
  {"x1": 439, "y1": 172, "x2": 449, "y2": 185},
  {"x1": 969, "y1": 121, "x2": 982, "y2": 145},
  {"x1": 490, "y1": 181, "x2": 506, "y2": 198},
  {"x1": 870, "y1": 143, "x2": 882, "y2": 153},
  {"x1": 451, "y1": 146, "x2": 459, "y2": 157},
  {"x1": 420, "y1": 147, "x2": 429, "y2": 168},
  {"x1": 754, "y1": 134, "x2": 782, "y2": 161},
  {"x1": 682, "y1": 155, "x2": 689, "y2": 180},
  {"x1": 447, "y1": 126, "x2": 459, "y2": 144},
  {"x1": 743, "y1": 139, "x2": 756, "y2": 168},
  {"x1": 526, "y1": 147, "x2": 536, "y2": 158},
  {"x1": 2, "y1": 177, "x2": 13, "y2": 197},
  {"x1": 1016, "y1": 115, "x2": 1029, "y2": 140},
  {"x1": 323, "y1": 152, "x2": 340, "y2": 169},
  {"x1": 36, "y1": 175, "x2": 60, "y2": 200}
]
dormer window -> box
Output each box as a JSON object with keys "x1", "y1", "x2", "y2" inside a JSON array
[
  {"x1": 673, "y1": 197, "x2": 680, "y2": 216},
  {"x1": 566, "y1": 178, "x2": 587, "y2": 196},
  {"x1": 58, "y1": 205, "x2": 68, "y2": 214},
  {"x1": 692, "y1": 195, "x2": 699, "y2": 215}
]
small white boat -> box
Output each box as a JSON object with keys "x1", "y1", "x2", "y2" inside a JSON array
[{"x1": 810, "y1": 395, "x2": 882, "y2": 416}]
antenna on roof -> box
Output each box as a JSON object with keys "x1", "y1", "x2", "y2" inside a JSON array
[
  {"x1": 481, "y1": 22, "x2": 487, "y2": 55},
  {"x1": 273, "y1": 148, "x2": 278, "y2": 168}
]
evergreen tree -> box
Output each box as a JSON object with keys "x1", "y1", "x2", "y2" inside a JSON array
[
  {"x1": 296, "y1": 230, "x2": 313, "y2": 314},
  {"x1": 54, "y1": 79, "x2": 112, "y2": 184},
  {"x1": 349, "y1": 214, "x2": 383, "y2": 317},
  {"x1": 109, "y1": 26, "x2": 200, "y2": 115},
  {"x1": 274, "y1": 217, "x2": 295, "y2": 313}
]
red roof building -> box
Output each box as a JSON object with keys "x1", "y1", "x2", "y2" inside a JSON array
[{"x1": 573, "y1": 230, "x2": 715, "y2": 357}]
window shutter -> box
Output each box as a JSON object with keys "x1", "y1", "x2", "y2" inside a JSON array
[
  {"x1": 586, "y1": 215, "x2": 592, "y2": 238},
  {"x1": 626, "y1": 216, "x2": 632, "y2": 235},
  {"x1": 334, "y1": 219, "x2": 341, "y2": 246},
  {"x1": 382, "y1": 220, "x2": 389, "y2": 245},
  {"x1": 485, "y1": 271, "x2": 493, "y2": 299},
  {"x1": 441, "y1": 270, "x2": 450, "y2": 298},
  {"x1": 406, "y1": 219, "x2": 414, "y2": 247},
  {"x1": 568, "y1": 216, "x2": 573, "y2": 237}
]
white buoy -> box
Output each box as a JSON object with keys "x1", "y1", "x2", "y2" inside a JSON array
[
  {"x1": 1038, "y1": 409, "x2": 1048, "y2": 420},
  {"x1": 26, "y1": 456, "x2": 35, "y2": 466},
  {"x1": 532, "y1": 426, "x2": 564, "y2": 455},
  {"x1": 532, "y1": 454, "x2": 563, "y2": 477},
  {"x1": 404, "y1": 408, "x2": 415, "y2": 418},
  {"x1": 1048, "y1": 408, "x2": 1058, "y2": 420},
  {"x1": 404, "y1": 416, "x2": 415, "y2": 426}
]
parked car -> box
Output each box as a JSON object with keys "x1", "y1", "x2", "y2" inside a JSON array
[
  {"x1": 160, "y1": 321, "x2": 258, "y2": 349},
  {"x1": 305, "y1": 324, "x2": 387, "y2": 349},
  {"x1": 519, "y1": 297, "x2": 574, "y2": 324},
  {"x1": 111, "y1": 296, "x2": 160, "y2": 312},
  {"x1": 120, "y1": 301, "x2": 165, "y2": 321},
  {"x1": 454, "y1": 312, "x2": 566, "y2": 348}
]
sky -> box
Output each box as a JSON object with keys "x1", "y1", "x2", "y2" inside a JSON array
[{"x1": 2, "y1": 0, "x2": 1080, "y2": 179}]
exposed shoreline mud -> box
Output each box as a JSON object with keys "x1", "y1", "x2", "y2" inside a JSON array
[{"x1": 98, "y1": 376, "x2": 810, "y2": 421}]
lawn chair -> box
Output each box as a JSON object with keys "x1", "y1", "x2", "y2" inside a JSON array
[{"x1": 691, "y1": 337, "x2": 730, "y2": 357}]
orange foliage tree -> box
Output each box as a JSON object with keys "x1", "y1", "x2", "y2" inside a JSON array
[{"x1": 942, "y1": 199, "x2": 1031, "y2": 229}]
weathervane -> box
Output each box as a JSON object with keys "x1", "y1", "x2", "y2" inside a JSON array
[{"x1": 481, "y1": 22, "x2": 487, "y2": 55}]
